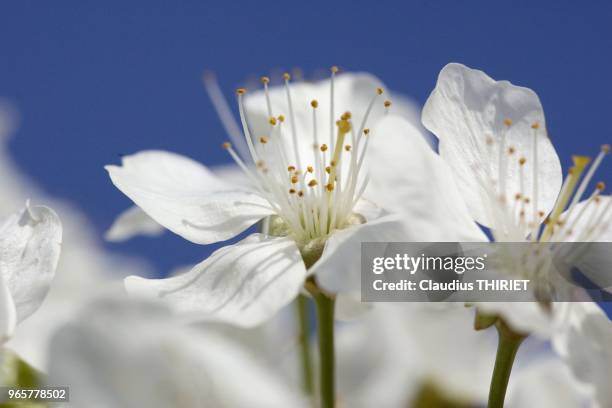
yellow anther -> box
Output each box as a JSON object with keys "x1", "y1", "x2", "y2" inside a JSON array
[
  {"x1": 337, "y1": 119, "x2": 351, "y2": 134},
  {"x1": 283, "y1": 72, "x2": 291, "y2": 81},
  {"x1": 384, "y1": 100, "x2": 392, "y2": 108},
  {"x1": 291, "y1": 175, "x2": 299, "y2": 184},
  {"x1": 222, "y1": 142, "x2": 232, "y2": 150},
  {"x1": 308, "y1": 180, "x2": 318, "y2": 187},
  {"x1": 376, "y1": 87, "x2": 384, "y2": 95},
  {"x1": 311, "y1": 99, "x2": 319, "y2": 108},
  {"x1": 503, "y1": 118, "x2": 513, "y2": 127},
  {"x1": 514, "y1": 193, "x2": 522, "y2": 200},
  {"x1": 236, "y1": 88, "x2": 247, "y2": 95},
  {"x1": 260, "y1": 76, "x2": 270, "y2": 84},
  {"x1": 320, "y1": 144, "x2": 328, "y2": 152},
  {"x1": 307, "y1": 166, "x2": 314, "y2": 173},
  {"x1": 538, "y1": 211, "x2": 545, "y2": 217},
  {"x1": 572, "y1": 155, "x2": 592, "y2": 171},
  {"x1": 363, "y1": 128, "x2": 370, "y2": 135},
  {"x1": 345, "y1": 145, "x2": 352, "y2": 152},
  {"x1": 597, "y1": 182, "x2": 606, "y2": 191},
  {"x1": 325, "y1": 166, "x2": 331, "y2": 174},
  {"x1": 524, "y1": 197, "x2": 531, "y2": 204},
  {"x1": 287, "y1": 165, "x2": 296, "y2": 172},
  {"x1": 278, "y1": 115, "x2": 285, "y2": 122},
  {"x1": 519, "y1": 157, "x2": 527, "y2": 166},
  {"x1": 542, "y1": 158, "x2": 591, "y2": 242},
  {"x1": 297, "y1": 190, "x2": 304, "y2": 197},
  {"x1": 531, "y1": 122, "x2": 540, "y2": 129},
  {"x1": 602, "y1": 144, "x2": 611, "y2": 154},
  {"x1": 269, "y1": 117, "x2": 277, "y2": 126},
  {"x1": 259, "y1": 136, "x2": 268, "y2": 144},
  {"x1": 330, "y1": 160, "x2": 336, "y2": 167},
  {"x1": 325, "y1": 183, "x2": 334, "y2": 192},
  {"x1": 508, "y1": 146, "x2": 516, "y2": 155},
  {"x1": 331, "y1": 66, "x2": 339, "y2": 73},
  {"x1": 289, "y1": 188, "x2": 296, "y2": 194},
  {"x1": 340, "y1": 111, "x2": 352, "y2": 120}
]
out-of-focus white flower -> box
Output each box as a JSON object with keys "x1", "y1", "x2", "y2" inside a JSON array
[
  {"x1": 48, "y1": 296, "x2": 307, "y2": 408},
  {"x1": 104, "y1": 205, "x2": 165, "y2": 242},
  {"x1": 420, "y1": 63, "x2": 611, "y2": 334},
  {"x1": 106, "y1": 70, "x2": 430, "y2": 328},
  {"x1": 0, "y1": 102, "x2": 151, "y2": 370},
  {"x1": 0, "y1": 202, "x2": 62, "y2": 342},
  {"x1": 335, "y1": 303, "x2": 588, "y2": 408},
  {"x1": 552, "y1": 302, "x2": 612, "y2": 408},
  {"x1": 0, "y1": 106, "x2": 63, "y2": 343}
]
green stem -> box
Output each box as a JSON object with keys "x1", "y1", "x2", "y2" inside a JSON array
[
  {"x1": 306, "y1": 278, "x2": 336, "y2": 408},
  {"x1": 295, "y1": 294, "x2": 315, "y2": 396},
  {"x1": 488, "y1": 321, "x2": 526, "y2": 408}
]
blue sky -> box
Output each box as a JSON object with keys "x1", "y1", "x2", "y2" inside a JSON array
[{"x1": 0, "y1": 0, "x2": 610, "y2": 277}]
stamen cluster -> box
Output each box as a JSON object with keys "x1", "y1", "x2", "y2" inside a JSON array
[{"x1": 222, "y1": 68, "x2": 389, "y2": 245}]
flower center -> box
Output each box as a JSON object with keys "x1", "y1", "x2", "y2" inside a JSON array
[
  {"x1": 220, "y1": 68, "x2": 388, "y2": 246},
  {"x1": 474, "y1": 119, "x2": 610, "y2": 244}
]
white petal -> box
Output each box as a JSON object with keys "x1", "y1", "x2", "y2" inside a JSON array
[
  {"x1": 336, "y1": 303, "x2": 422, "y2": 407},
  {"x1": 334, "y1": 293, "x2": 372, "y2": 321},
  {"x1": 244, "y1": 72, "x2": 388, "y2": 169},
  {"x1": 6, "y1": 203, "x2": 149, "y2": 371},
  {"x1": 210, "y1": 162, "x2": 252, "y2": 188},
  {"x1": 398, "y1": 304, "x2": 496, "y2": 401},
  {"x1": 104, "y1": 164, "x2": 248, "y2": 243},
  {"x1": 557, "y1": 196, "x2": 612, "y2": 289},
  {"x1": 104, "y1": 205, "x2": 165, "y2": 242},
  {"x1": 367, "y1": 115, "x2": 487, "y2": 242},
  {"x1": 0, "y1": 276, "x2": 16, "y2": 343},
  {"x1": 337, "y1": 303, "x2": 497, "y2": 406},
  {"x1": 552, "y1": 302, "x2": 612, "y2": 407},
  {"x1": 125, "y1": 234, "x2": 307, "y2": 327},
  {"x1": 49, "y1": 297, "x2": 307, "y2": 408},
  {"x1": 0, "y1": 204, "x2": 62, "y2": 323},
  {"x1": 422, "y1": 63, "x2": 562, "y2": 227},
  {"x1": 474, "y1": 302, "x2": 553, "y2": 338},
  {"x1": 507, "y1": 358, "x2": 588, "y2": 408},
  {"x1": 389, "y1": 93, "x2": 435, "y2": 147},
  {"x1": 106, "y1": 150, "x2": 274, "y2": 244},
  {"x1": 311, "y1": 211, "x2": 412, "y2": 293}
]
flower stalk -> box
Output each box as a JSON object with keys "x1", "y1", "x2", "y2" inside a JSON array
[
  {"x1": 488, "y1": 319, "x2": 527, "y2": 408},
  {"x1": 305, "y1": 277, "x2": 336, "y2": 408},
  {"x1": 295, "y1": 294, "x2": 315, "y2": 396}
]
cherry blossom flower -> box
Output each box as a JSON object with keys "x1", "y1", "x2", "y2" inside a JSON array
[
  {"x1": 106, "y1": 70, "x2": 420, "y2": 327},
  {"x1": 421, "y1": 63, "x2": 611, "y2": 333},
  {"x1": 0, "y1": 202, "x2": 62, "y2": 342}
]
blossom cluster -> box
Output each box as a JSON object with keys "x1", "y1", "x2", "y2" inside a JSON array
[{"x1": 1, "y1": 63, "x2": 610, "y2": 408}]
